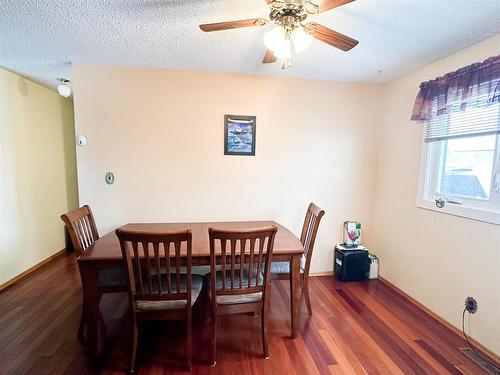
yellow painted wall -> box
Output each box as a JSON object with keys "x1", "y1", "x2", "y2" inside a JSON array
[
  {"x1": 372, "y1": 34, "x2": 500, "y2": 356},
  {"x1": 0, "y1": 68, "x2": 78, "y2": 285}
]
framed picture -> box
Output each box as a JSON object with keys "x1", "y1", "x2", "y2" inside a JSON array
[{"x1": 224, "y1": 115, "x2": 256, "y2": 156}]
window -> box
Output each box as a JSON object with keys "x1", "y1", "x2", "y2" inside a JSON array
[
  {"x1": 417, "y1": 99, "x2": 500, "y2": 224},
  {"x1": 412, "y1": 55, "x2": 500, "y2": 223}
]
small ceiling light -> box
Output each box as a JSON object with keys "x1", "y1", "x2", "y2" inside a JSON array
[{"x1": 57, "y1": 78, "x2": 72, "y2": 98}]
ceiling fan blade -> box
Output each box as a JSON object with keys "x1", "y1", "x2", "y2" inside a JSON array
[
  {"x1": 318, "y1": 0, "x2": 355, "y2": 13},
  {"x1": 262, "y1": 50, "x2": 277, "y2": 64},
  {"x1": 199, "y1": 18, "x2": 267, "y2": 32},
  {"x1": 306, "y1": 22, "x2": 358, "y2": 51}
]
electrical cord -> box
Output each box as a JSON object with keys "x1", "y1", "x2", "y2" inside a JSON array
[
  {"x1": 461, "y1": 305, "x2": 500, "y2": 373},
  {"x1": 461, "y1": 308, "x2": 479, "y2": 355}
]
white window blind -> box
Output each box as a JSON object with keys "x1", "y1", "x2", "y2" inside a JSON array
[{"x1": 425, "y1": 94, "x2": 500, "y2": 143}]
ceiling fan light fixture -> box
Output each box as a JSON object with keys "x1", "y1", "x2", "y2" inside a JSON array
[
  {"x1": 291, "y1": 27, "x2": 313, "y2": 53},
  {"x1": 199, "y1": 0, "x2": 358, "y2": 67}
]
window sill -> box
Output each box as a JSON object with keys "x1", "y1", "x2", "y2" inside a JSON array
[{"x1": 416, "y1": 199, "x2": 500, "y2": 226}]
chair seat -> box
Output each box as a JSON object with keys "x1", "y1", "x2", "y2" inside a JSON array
[
  {"x1": 270, "y1": 256, "x2": 306, "y2": 275},
  {"x1": 205, "y1": 269, "x2": 264, "y2": 305},
  {"x1": 136, "y1": 274, "x2": 203, "y2": 311},
  {"x1": 98, "y1": 267, "x2": 128, "y2": 287}
]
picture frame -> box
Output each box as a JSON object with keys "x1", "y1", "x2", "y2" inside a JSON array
[{"x1": 224, "y1": 114, "x2": 256, "y2": 156}]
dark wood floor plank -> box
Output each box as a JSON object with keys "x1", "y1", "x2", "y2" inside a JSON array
[
  {"x1": 344, "y1": 281, "x2": 464, "y2": 373},
  {"x1": 354, "y1": 281, "x2": 489, "y2": 374},
  {"x1": 0, "y1": 254, "x2": 495, "y2": 375},
  {"x1": 334, "y1": 287, "x2": 441, "y2": 375},
  {"x1": 317, "y1": 283, "x2": 407, "y2": 375},
  {"x1": 312, "y1": 279, "x2": 404, "y2": 374},
  {"x1": 416, "y1": 339, "x2": 464, "y2": 375},
  {"x1": 301, "y1": 318, "x2": 337, "y2": 371}
]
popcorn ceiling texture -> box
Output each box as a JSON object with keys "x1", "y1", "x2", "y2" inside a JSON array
[{"x1": 1, "y1": 0, "x2": 499, "y2": 89}]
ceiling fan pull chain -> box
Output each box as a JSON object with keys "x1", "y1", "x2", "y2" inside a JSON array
[{"x1": 281, "y1": 58, "x2": 292, "y2": 70}]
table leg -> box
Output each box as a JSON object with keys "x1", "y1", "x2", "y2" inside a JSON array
[
  {"x1": 79, "y1": 262, "x2": 100, "y2": 357},
  {"x1": 289, "y1": 255, "x2": 301, "y2": 338}
]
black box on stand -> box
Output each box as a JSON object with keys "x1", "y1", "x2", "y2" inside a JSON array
[{"x1": 334, "y1": 245, "x2": 369, "y2": 281}]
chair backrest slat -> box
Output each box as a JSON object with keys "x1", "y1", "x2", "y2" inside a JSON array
[
  {"x1": 81, "y1": 216, "x2": 93, "y2": 245},
  {"x1": 86, "y1": 216, "x2": 96, "y2": 242},
  {"x1": 132, "y1": 242, "x2": 143, "y2": 295},
  {"x1": 299, "y1": 203, "x2": 325, "y2": 276},
  {"x1": 221, "y1": 239, "x2": 227, "y2": 289},
  {"x1": 60, "y1": 205, "x2": 100, "y2": 257},
  {"x1": 174, "y1": 241, "x2": 181, "y2": 294},
  {"x1": 239, "y1": 239, "x2": 245, "y2": 289},
  {"x1": 116, "y1": 229, "x2": 192, "y2": 305},
  {"x1": 164, "y1": 241, "x2": 172, "y2": 293},
  {"x1": 142, "y1": 241, "x2": 153, "y2": 295},
  {"x1": 153, "y1": 242, "x2": 162, "y2": 295},
  {"x1": 257, "y1": 236, "x2": 265, "y2": 286},
  {"x1": 209, "y1": 226, "x2": 277, "y2": 298},
  {"x1": 76, "y1": 219, "x2": 87, "y2": 249},
  {"x1": 77, "y1": 218, "x2": 87, "y2": 248},
  {"x1": 230, "y1": 238, "x2": 236, "y2": 289},
  {"x1": 248, "y1": 237, "x2": 255, "y2": 287}
]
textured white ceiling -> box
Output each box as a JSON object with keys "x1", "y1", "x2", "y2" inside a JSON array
[{"x1": 1, "y1": 0, "x2": 499, "y2": 89}]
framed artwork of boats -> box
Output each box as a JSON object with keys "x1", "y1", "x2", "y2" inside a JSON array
[{"x1": 224, "y1": 115, "x2": 256, "y2": 156}]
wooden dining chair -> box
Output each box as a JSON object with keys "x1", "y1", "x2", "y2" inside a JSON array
[
  {"x1": 60, "y1": 205, "x2": 127, "y2": 340},
  {"x1": 60, "y1": 205, "x2": 99, "y2": 258},
  {"x1": 206, "y1": 226, "x2": 277, "y2": 366},
  {"x1": 116, "y1": 228, "x2": 203, "y2": 372},
  {"x1": 270, "y1": 203, "x2": 325, "y2": 316}
]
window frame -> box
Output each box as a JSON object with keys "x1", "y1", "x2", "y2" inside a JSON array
[{"x1": 416, "y1": 112, "x2": 500, "y2": 226}]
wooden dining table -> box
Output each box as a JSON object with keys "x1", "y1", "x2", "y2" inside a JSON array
[{"x1": 77, "y1": 221, "x2": 304, "y2": 357}]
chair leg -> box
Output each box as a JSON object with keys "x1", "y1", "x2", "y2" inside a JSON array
[
  {"x1": 210, "y1": 309, "x2": 217, "y2": 366},
  {"x1": 129, "y1": 318, "x2": 138, "y2": 374},
  {"x1": 261, "y1": 305, "x2": 269, "y2": 359},
  {"x1": 303, "y1": 279, "x2": 312, "y2": 316},
  {"x1": 186, "y1": 314, "x2": 192, "y2": 371},
  {"x1": 78, "y1": 291, "x2": 103, "y2": 341}
]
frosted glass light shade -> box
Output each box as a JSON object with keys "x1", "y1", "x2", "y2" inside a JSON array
[
  {"x1": 264, "y1": 26, "x2": 286, "y2": 52},
  {"x1": 57, "y1": 83, "x2": 71, "y2": 97},
  {"x1": 274, "y1": 39, "x2": 291, "y2": 59},
  {"x1": 291, "y1": 27, "x2": 313, "y2": 53}
]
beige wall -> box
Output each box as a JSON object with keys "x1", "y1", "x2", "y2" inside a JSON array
[
  {"x1": 73, "y1": 64, "x2": 383, "y2": 274},
  {"x1": 372, "y1": 34, "x2": 500, "y2": 356},
  {"x1": 0, "y1": 68, "x2": 78, "y2": 285},
  {"x1": 73, "y1": 37, "x2": 500, "y2": 354}
]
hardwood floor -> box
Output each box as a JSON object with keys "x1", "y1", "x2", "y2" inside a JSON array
[{"x1": 0, "y1": 253, "x2": 494, "y2": 374}]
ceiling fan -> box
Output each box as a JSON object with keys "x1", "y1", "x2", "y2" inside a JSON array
[{"x1": 199, "y1": 0, "x2": 358, "y2": 68}]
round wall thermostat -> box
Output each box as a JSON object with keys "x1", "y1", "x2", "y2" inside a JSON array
[
  {"x1": 76, "y1": 135, "x2": 87, "y2": 146},
  {"x1": 105, "y1": 172, "x2": 114, "y2": 185}
]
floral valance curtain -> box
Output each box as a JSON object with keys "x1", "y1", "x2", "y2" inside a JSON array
[{"x1": 411, "y1": 55, "x2": 500, "y2": 122}]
